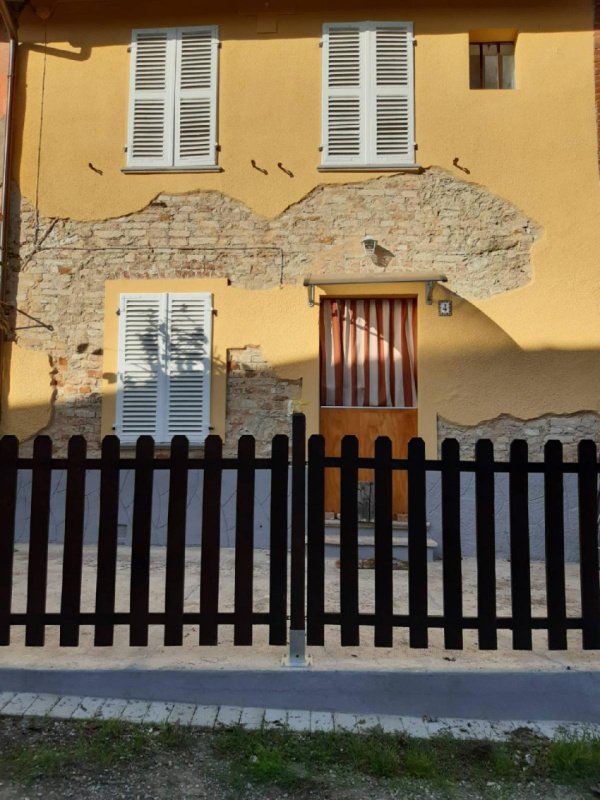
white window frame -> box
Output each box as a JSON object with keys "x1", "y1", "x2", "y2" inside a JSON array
[
  {"x1": 115, "y1": 292, "x2": 213, "y2": 445},
  {"x1": 126, "y1": 26, "x2": 219, "y2": 170},
  {"x1": 321, "y1": 21, "x2": 415, "y2": 169}
]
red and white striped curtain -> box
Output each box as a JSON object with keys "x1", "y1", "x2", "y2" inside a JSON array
[{"x1": 320, "y1": 298, "x2": 417, "y2": 408}]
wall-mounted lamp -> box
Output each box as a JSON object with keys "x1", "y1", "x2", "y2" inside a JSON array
[{"x1": 361, "y1": 235, "x2": 377, "y2": 256}]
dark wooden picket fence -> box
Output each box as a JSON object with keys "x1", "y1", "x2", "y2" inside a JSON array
[{"x1": 0, "y1": 413, "x2": 599, "y2": 650}]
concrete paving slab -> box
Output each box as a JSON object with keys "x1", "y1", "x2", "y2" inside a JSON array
[
  {"x1": 400, "y1": 717, "x2": 430, "y2": 738},
  {"x1": 378, "y1": 714, "x2": 404, "y2": 733},
  {"x1": 23, "y1": 693, "x2": 60, "y2": 717},
  {"x1": 121, "y1": 700, "x2": 151, "y2": 723},
  {"x1": 287, "y1": 709, "x2": 310, "y2": 732},
  {"x1": 333, "y1": 712, "x2": 359, "y2": 732},
  {"x1": 354, "y1": 714, "x2": 382, "y2": 733},
  {"x1": 443, "y1": 719, "x2": 496, "y2": 740},
  {"x1": 0, "y1": 692, "x2": 16, "y2": 712},
  {"x1": 311, "y1": 711, "x2": 334, "y2": 732},
  {"x1": 143, "y1": 702, "x2": 175, "y2": 724},
  {"x1": 191, "y1": 705, "x2": 218, "y2": 728},
  {"x1": 167, "y1": 703, "x2": 197, "y2": 726},
  {"x1": 263, "y1": 708, "x2": 287, "y2": 730},
  {"x1": 216, "y1": 705, "x2": 242, "y2": 728},
  {"x1": 72, "y1": 697, "x2": 107, "y2": 719},
  {"x1": 1, "y1": 693, "x2": 38, "y2": 716},
  {"x1": 97, "y1": 698, "x2": 128, "y2": 720},
  {"x1": 48, "y1": 695, "x2": 83, "y2": 719},
  {"x1": 239, "y1": 707, "x2": 264, "y2": 729}
]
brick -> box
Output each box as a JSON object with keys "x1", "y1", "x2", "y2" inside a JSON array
[{"x1": 439, "y1": 412, "x2": 600, "y2": 461}]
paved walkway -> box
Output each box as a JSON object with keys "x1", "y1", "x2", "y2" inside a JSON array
[{"x1": 1, "y1": 690, "x2": 599, "y2": 741}]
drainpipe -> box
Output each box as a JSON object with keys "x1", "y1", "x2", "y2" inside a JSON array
[
  {"x1": 0, "y1": 0, "x2": 16, "y2": 286},
  {"x1": 0, "y1": 0, "x2": 17, "y2": 424}
]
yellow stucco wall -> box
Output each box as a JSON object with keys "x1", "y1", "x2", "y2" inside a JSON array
[
  {"x1": 7, "y1": 0, "x2": 600, "y2": 453},
  {"x1": 0, "y1": 343, "x2": 52, "y2": 439}
]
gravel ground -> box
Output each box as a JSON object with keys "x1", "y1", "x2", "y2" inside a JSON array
[{"x1": 0, "y1": 717, "x2": 595, "y2": 800}]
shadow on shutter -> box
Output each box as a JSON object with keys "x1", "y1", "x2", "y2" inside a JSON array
[
  {"x1": 166, "y1": 294, "x2": 213, "y2": 443},
  {"x1": 118, "y1": 296, "x2": 163, "y2": 441}
]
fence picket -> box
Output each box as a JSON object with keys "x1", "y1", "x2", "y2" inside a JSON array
[
  {"x1": 94, "y1": 436, "x2": 120, "y2": 646},
  {"x1": 199, "y1": 435, "x2": 222, "y2": 645},
  {"x1": 509, "y1": 440, "x2": 532, "y2": 650},
  {"x1": 374, "y1": 437, "x2": 393, "y2": 648},
  {"x1": 0, "y1": 436, "x2": 19, "y2": 645},
  {"x1": 441, "y1": 438, "x2": 463, "y2": 650},
  {"x1": 234, "y1": 436, "x2": 255, "y2": 646},
  {"x1": 408, "y1": 437, "x2": 428, "y2": 648},
  {"x1": 544, "y1": 440, "x2": 567, "y2": 650},
  {"x1": 129, "y1": 436, "x2": 154, "y2": 646},
  {"x1": 60, "y1": 436, "x2": 87, "y2": 646},
  {"x1": 307, "y1": 435, "x2": 326, "y2": 646},
  {"x1": 25, "y1": 436, "x2": 53, "y2": 646},
  {"x1": 340, "y1": 435, "x2": 360, "y2": 646},
  {"x1": 577, "y1": 440, "x2": 600, "y2": 649},
  {"x1": 475, "y1": 439, "x2": 497, "y2": 650},
  {"x1": 164, "y1": 436, "x2": 189, "y2": 646},
  {"x1": 269, "y1": 435, "x2": 289, "y2": 646}
]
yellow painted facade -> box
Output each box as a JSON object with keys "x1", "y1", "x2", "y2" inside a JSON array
[{"x1": 5, "y1": 0, "x2": 600, "y2": 454}]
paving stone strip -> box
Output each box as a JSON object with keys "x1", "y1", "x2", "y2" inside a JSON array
[{"x1": 0, "y1": 692, "x2": 599, "y2": 741}]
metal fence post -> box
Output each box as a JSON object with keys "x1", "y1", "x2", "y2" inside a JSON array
[{"x1": 284, "y1": 412, "x2": 312, "y2": 666}]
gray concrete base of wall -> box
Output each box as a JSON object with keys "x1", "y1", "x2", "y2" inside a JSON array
[{"x1": 1, "y1": 668, "x2": 599, "y2": 723}]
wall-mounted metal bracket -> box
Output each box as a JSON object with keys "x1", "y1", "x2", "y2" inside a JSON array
[
  {"x1": 303, "y1": 272, "x2": 448, "y2": 308},
  {"x1": 2, "y1": 303, "x2": 55, "y2": 332},
  {"x1": 425, "y1": 280, "x2": 434, "y2": 305}
]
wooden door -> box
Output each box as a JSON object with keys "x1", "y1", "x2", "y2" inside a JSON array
[
  {"x1": 319, "y1": 297, "x2": 418, "y2": 516},
  {"x1": 321, "y1": 407, "x2": 417, "y2": 515}
]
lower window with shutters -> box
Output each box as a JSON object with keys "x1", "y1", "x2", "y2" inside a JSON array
[{"x1": 116, "y1": 292, "x2": 213, "y2": 445}]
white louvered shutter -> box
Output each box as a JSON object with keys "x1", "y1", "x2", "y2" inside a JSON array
[
  {"x1": 174, "y1": 27, "x2": 218, "y2": 167},
  {"x1": 117, "y1": 295, "x2": 165, "y2": 442},
  {"x1": 322, "y1": 24, "x2": 364, "y2": 165},
  {"x1": 128, "y1": 29, "x2": 176, "y2": 168},
  {"x1": 165, "y1": 294, "x2": 212, "y2": 443},
  {"x1": 371, "y1": 24, "x2": 414, "y2": 165}
]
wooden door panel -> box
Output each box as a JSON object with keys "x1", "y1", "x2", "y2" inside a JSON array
[{"x1": 320, "y1": 407, "x2": 418, "y2": 515}]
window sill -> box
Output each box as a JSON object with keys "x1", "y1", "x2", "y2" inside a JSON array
[
  {"x1": 318, "y1": 164, "x2": 423, "y2": 173},
  {"x1": 122, "y1": 166, "x2": 223, "y2": 174}
]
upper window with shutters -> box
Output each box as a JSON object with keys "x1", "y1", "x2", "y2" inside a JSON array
[
  {"x1": 321, "y1": 22, "x2": 415, "y2": 169},
  {"x1": 126, "y1": 27, "x2": 219, "y2": 171}
]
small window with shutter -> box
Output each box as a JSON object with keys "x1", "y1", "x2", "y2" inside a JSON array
[
  {"x1": 321, "y1": 22, "x2": 415, "y2": 168},
  {"x1": 116, "y1": 292, "x2": 213, "y2": 444},
  {"x1": 127, "y1": 27, "x2": 219, "y2": 169}
]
